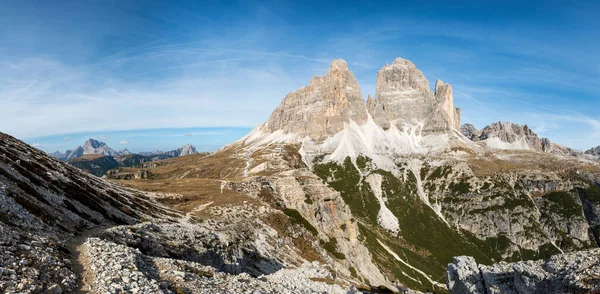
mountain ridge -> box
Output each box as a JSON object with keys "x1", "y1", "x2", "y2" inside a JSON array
[
  {"x1": 51, "y1": 139, "x2": 198, "y2": 161},
  {"x1": 216, "y1": 57, "x2": 600, "y2": 292},
  {"x1": 460, "y1": 122, "x2": 580, "y2": 156}
]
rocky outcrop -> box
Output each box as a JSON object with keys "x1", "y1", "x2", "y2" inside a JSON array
[
  {"x1": 367, "y1": 58, "x2": 460, "y2": 133},
  {"x1": 435, "y1": 80, "x2": 461, "y2": 130},
  {"x1": 461, "y1": 122, "x2": 580, "y2": 155},
  {"x1": 478, "y1": 122, "x2": 543, "y2": 151},
  {"x1": 266, "y1": 59, "x2": 368, "y2": 141},
  {"x1": 105, "y1": 169, "x2": 153, "y2": 180},
  {"x1": 264, "y1": 57, "x2": 462, "y2": 144},
  {"x1": 460, "y1": 124, "x2": 481, "y2": 140},
  {"x1": 586, "y1": 146, "x2": 600, "y2": 159},
  {"x1": 447, "y1": 249, "x2": 600, "y2": 293}
]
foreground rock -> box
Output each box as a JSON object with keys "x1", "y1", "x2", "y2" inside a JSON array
[
  {"x1": 447, "y1": 249, "x2": 600, "y2": 293},
  {"x1": 82, "y1": 222, "x2": 358, "y2": 294}
]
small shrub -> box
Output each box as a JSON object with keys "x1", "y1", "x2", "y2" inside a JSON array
[
  {"x1": 283, "y1": 208, "x2": 318, "y2": 235},
  {"x1": 320, "y1": 237, "x2": 346, "y2": 259},
  {"x1": 349, "y1": 266, "x2": 358, "y2": 278}
]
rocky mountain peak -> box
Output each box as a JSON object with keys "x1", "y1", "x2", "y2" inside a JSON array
[
  {"x1": 178, "y1": 144, "x2": 198, "y2": 156},
  {"x1": 377, "y1": 57, "x2": 430, "y2": 92},
  {"x1": 368, "y1": 58, "x2": 459, "y2": 132},
  {"x1": 83, "y1": 138, "x2": 104, "y2": 149},
  {"x1": 460, "y1": 122, "x2": 580, "y2": 155},
  {"x1": 266, "y1": 58, "x2": 368, "y2": 141},
  {"x1": 460, "y1": 123, "x2": 481, "y2": 140},
  {"x1": 329, "y1": 58, "x2": 348, "y2": 72}
]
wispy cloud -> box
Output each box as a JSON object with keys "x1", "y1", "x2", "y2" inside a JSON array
[
  {"x1": 1, "y1": 1, "x2": 598, "y2": 151},
  {"x1": 119, "y1": 140, "x2": 129, "y2": 145}
]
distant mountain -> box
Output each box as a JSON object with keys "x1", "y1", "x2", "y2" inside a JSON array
[
  {"x1": 53, "y1": 139, "x2": 199, "y2": 176},
  {"x1": 139, "y1": 143, "x2": 198, "y2": 158},
  {"x1": 52, "y1": 138, "x2": 122, "y2": 161},
  {"x1": 52, "y1": 139, "x2": 198, "y2": 162},
  {"x1": 69, "y1": 155, "x2": 119, "y2": 176},
  {"x1": 460, "y1": 122, "x2": 579, "y2": 156}
]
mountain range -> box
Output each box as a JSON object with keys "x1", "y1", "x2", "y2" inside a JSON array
[
  {"x1": 51, "y1": 139, "x2": 198, "y2": 161},
  {"x1": 1, "y1": 57, "x2": 599, "y2": 293},
  {"x1": 49, "y1": 139, "x2": 199, "y2": 176}
]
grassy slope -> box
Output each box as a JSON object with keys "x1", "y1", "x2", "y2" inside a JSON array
[{"x1": 314, "y1": 157, "x2": 492, "y2": 293}]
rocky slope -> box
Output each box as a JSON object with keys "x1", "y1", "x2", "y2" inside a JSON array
[
  {"x1": 2, "y1": 132, "x2": 373, "y2": 293},
  {"x1": 213, "y1": 57, "x2": 600, "y2": 292},
  {"x1": 460, "y1": 122, "x2": 579, "y2": 156},
  {"x1": 0, "y1": 132, "x2": 176, "y2": 292},
  {"x1": 447, "y1": 249, "x2": 600, "y2": 293}
]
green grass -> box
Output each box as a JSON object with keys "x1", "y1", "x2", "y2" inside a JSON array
[
  {"x1": 283, "y1": 208, "x2": 318, "y2": 235},
  {"x1": 580, "y1": 186, "x2": 600, "y2": 204},
  {"x1": 320, "y1": 238, "x2": 346, "y2": 259},
  {"x1": 449, "y1": 181, "x2": 471, "y2": 194},
  {"x1": 349, "y1": 266, "x2": 358, "y2": 278},
  {"x1": 314, "y1": 157, "x2": 493, "y2": 292},
  {"x1": 304, "y1": 196, "x2": 314, "y2": 204},
  {"x1": 543, "y1": 191, "x2": 582, "y2": 218}
]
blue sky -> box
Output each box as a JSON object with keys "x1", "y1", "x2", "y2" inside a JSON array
[{"x1": 1, "y1": 0, "x2": 599, "y2": 152}]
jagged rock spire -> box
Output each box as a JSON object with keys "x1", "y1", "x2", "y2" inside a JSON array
[
  {"x1": 265, "y1": 57, "x2": 462, "y2": 142},
  {"x1": 266, "y1": 58, "x2": 368, "y2": 141},
  {"x1": 367, "y1": 58, "x2": 460, "y2": 133}
]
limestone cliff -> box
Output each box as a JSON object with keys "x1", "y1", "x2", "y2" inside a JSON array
[
  {"x1": 266, "y1": 59, "x2": 368, "y2": 141},
  {"x1": 367, "y1": 58, "x2": 460, "y2": 133}
]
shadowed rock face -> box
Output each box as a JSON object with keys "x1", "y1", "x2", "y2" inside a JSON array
[
  {"x1": 266, "y1": 59, "x2": 368, "y2": 141},
  {"x1": 460, "y1": 123, "x2": 481, "y2": 140},
  {"x1": 0, "y1": 132, "x2": 175, "y2": 234}
]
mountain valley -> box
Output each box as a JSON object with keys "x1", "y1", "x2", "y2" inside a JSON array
[{"x1": 2, "y1": 57, "x2": 600, "y2": 294}]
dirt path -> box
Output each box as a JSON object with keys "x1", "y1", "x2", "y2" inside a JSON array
[{"x1": 68, "y1": 225, "x2": 113, "y2": 293}]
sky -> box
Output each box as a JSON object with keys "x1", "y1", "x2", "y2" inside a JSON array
[{"x1": 1, "y1": 0, "x2": 599, "y2": 153}]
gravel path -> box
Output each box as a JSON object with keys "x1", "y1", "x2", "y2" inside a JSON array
[{"x1": 68, "y1": 225, "x2": 113, "y2": 293}]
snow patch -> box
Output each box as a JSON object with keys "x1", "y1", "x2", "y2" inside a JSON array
[{"x1": 366, "y1": 174, "x2": 400, "y2": 235}]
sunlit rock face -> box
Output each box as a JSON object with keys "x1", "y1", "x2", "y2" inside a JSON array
[
  {"x1": 367, "y1": 57, "x2": 460, "y2": 134},
  {"x1": 266, "y1": 59, "x2": 368, "y2": 142}
]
